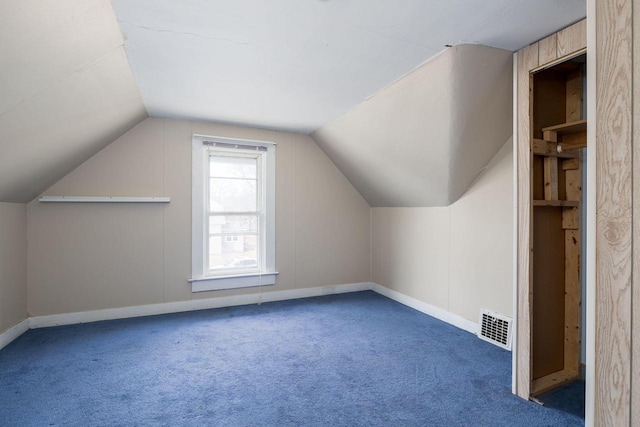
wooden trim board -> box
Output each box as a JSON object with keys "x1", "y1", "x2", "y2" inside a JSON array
[
  {"x1": 585, "y1": 5, "x2": 596, "y2": 425},
  {"x1": 593, "y1": 0, "x2": 633, "y2": 425},
  {"x1": 633, "y1": 0, "x2": 640, "y2": 423},
  {"x1": 558, "y1": 20, "x2": 587, "y2": 59},
  {"x1": 516, "y1": 41, "x2": 539, "y2": 400},
  {"x1": 531, "y1": 368, "x2": 580, "y2": 396}
]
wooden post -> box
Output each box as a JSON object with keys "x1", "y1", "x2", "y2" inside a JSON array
[{"x1": 544, "y1": 157, "x2": 559, "y2": 200}]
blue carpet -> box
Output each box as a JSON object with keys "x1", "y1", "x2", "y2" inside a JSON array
[
  {"x1": 0, "y1": 291, "x2": 583, "y2": 426},
  {"x1": 538, "y1": 380, "x2": 585, "y2": 418}
]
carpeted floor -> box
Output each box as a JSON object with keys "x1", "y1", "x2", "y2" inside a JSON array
[
  {"x1": 0, "y1": 291, "x2": 584, "y2": 426},
  {"x1": 538, "y1": 380, "x2": 585, "y2": 419}
]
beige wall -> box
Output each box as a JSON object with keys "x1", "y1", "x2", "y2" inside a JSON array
[
  {"x1": 24, "y1": 115, "x2": 511, "y2": 328},
  {"x1": 26, "y1": 118, "x2": 370, "y2": 316},
  {"x1": 0, "y1": 203, "x2": 27, "y2": 333},
  {"x1": 371, "y1": 139, "x2": 513, "y2": 322},
  {"x1": 312, "y1": 44, "x2": 512, "y2": 208}
]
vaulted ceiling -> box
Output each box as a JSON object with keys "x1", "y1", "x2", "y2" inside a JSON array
[
  {"x1": 0, "y1": 0, "x2": 586, "y2": 204},
  {"x1": 112, "y1": 0, "x2": 585, "y2": 133}
]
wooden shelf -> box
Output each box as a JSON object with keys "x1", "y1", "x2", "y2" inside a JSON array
[
  {"x1": 541, "y1": 119, "x2": 587, "y2": 135},
  {"x1": 533, "y1": 200, "x2": 579, "y2": 207},
  {"x1": 532, "y1": 139, "x2": 580, "y2": 158}
]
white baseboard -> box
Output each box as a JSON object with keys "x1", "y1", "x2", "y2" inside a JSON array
[
  {"x1": 0, "y1": 319, "x2": 29, "y2": 351},
  {"x1": 3, "y1": 282, "x2": 477, "y2": 348},
  {"x1": 28, "y1": 282, "x2": 372, "y2": 329},
  {"x1": 370, "y1": 283, "x2": 479, "y2": 335}
]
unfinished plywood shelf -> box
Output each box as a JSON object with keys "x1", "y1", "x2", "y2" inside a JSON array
[
  {"x1": 532, "y1": 200, "x2": 579, "y2": 207},
  {"x1": 541, "y1": 119, "x2": 587, "y2": 135},
  {"x1": 541, "y1": 119, "x2": 587, "y2": 152}
]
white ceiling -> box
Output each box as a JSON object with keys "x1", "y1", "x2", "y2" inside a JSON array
[{"x1": 112, "y1": 0, "x2": 585, "y2": 133}]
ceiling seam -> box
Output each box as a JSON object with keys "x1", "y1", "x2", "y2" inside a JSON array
[
  {"x1": 0, "y1": 44, "x2": 125, "y2": 121},
  {"x1": 117, "y1": 20, "x2": 266, "y2": 50}
]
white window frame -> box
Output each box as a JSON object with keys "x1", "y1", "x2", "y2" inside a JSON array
[{"x1": 190, "y1": 135, "x2": 277, "y2": 292}]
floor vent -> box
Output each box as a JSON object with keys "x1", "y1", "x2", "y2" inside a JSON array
[{"x1": 478, "y1": 309, "x2": 512, "y2": 350}]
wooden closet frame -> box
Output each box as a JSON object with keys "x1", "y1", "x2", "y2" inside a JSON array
[{"x1": 514, "y1": 19, "x2": 586, "y2": 400}]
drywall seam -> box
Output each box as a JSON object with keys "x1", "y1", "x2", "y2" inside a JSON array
[
  {"x1": 294, "y1": 136, "x2": 298, "y2": 289},
  {"x1": 0, "y1": 45, "x2": 125, "y2": 122},
  {"x1": 369, "y1": 207, "x2": 373, "y2": 282},
  {"x1": 161, "y1": 120, "x2": 166, "y2": 303},
  {"x1": 447, "y1": 206, "x2": 452, "y2": 312}
]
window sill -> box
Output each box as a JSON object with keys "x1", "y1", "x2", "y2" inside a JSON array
[{"x1": 188, "y1": 271, "x2": 278, "y2": 293}]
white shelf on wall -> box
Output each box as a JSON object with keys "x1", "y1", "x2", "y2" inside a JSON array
[{"x1": 38, "y1": 196, "x2": 170, "y2": 203}]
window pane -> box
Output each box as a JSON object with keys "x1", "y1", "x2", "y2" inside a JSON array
[
  {"x1": 208, "y1": 234, "x2": 258, "y2": 271},
  {"x1": 209, "y1": 215, "x2": 258, "y2": 235},
  {"x1": 209, "y1": 178, "x2": 257, "y2": 212},
  {"x1": 210, "y1": 155, "x2": 257, "y2": 179}
]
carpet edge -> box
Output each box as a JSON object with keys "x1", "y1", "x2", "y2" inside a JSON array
[
  {"x1": 370, "y1": 283, "x2": 480, "y2": 335},
  {"x1": 0, "y1": 319, "x2": 29, "y2": 350},
  {"x1": 27, "y1": 282, "x2": 372, "y2": 329},
  {"x1": 13, "y1": 283, "x2": 480, "y2": 343}
]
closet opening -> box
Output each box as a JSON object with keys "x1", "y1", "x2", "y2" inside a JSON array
[{"x1": 529, "y1": 52, "x2": 586, "y2": 415}]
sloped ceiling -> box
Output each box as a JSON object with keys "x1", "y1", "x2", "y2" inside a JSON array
[
  {"x1": 312, "y1": 45, "x2": 513, "y2": 207},
  {"x1": 0, "y1": 0, "x2": 146, "y2": 203},
  {"x1": 112, "y1": 0, "x2": 585, "y2": 134},
  {"x1": 0, "y1": 0, "x2": 585, "y2": 205}
]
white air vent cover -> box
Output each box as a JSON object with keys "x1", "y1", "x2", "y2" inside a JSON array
[{"x1": 478, "y1": 309, "x2": 512, "y2": 350}]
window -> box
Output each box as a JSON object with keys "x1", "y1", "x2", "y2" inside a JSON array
[{"x1": 190, "y1": 135, "x2": 277, "y2": 292}]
